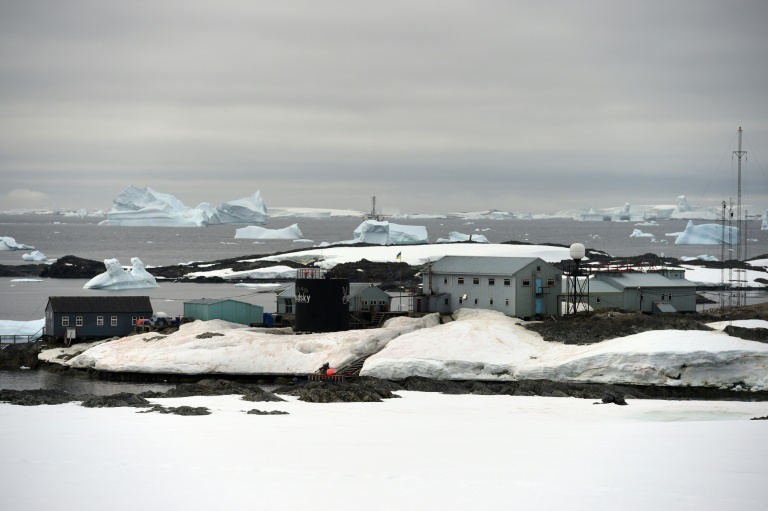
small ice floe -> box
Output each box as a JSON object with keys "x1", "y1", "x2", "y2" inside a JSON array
[
  {"x1": 10, "y1": 278, "x2": 43, "y2": 283},
  {"x1": 1, "y1": 236, "x2": 34, "y2": 251},
  {"x1": 22, "y1": 250, "x2": 47, "y2": 261}
]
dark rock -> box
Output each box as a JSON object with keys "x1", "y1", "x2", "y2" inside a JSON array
[
  {"x1": 139, "y1": 405, "x2": 211, "y2": 415},
  {"x1": 0, "y1": 341, "x2": 46, "y2": 370},
  {"x1": 751, "y1": 415, "x2": 768, "y2": 420},
  {"x1": 241, "y1": 388, "x2": 286, "y2": 402},
  {"x1": 162, "y1": 379, "x2": 261, "y2": 398},
  {"x1": 80, "y1": 393, "x2": 152, "y2": 408},
  {"x1": 246, "y1": 409, "x2": 289, "y2": 415},
  {"x1": 0, "y1": 388, "x2": 79, "y2": 406},
  {"x1": 0, "y1": 263, "x2": 44, "y2": 277},
  {"x1": 399, "y1": 376, "x2": 470, "y2": 394},
  {"x1": 195, "y1": 332, "x2": 225, "y2": 339},
  {"x1": 276, "y1": 379, "x2": 398, "y2": 403},
  {"x1": 39, "y1": 255, "x2": 104, "y2": 278},
  {"x1": 723, "y1": 325, "x2": 768, "y2": 343},
  {"x1": 599, "y1": 395, "x2": 628, "y2": 405}
]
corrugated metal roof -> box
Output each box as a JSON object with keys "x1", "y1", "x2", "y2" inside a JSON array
[
  {"x1": 430, "y1": 256, "x2": 544, "y2": 275},
  {"x1": 48, "y1": 296, "x2": 152, "y2": 313},
  {"x1": 598, "y1": 273, "x2": 696, "y2": 289}
]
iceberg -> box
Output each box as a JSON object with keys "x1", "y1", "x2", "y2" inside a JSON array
[
  {"x1": 0, "y1": 236, "x2": 34, "y2": 251},
  {"x1": 98, "y1": 186, "x2": 268, "y2": 227},
  {"x1": 21, "y1": 250, "x2": 47, "y2": 261},
  {"x1": 235, "y1": 223, "x2": 303, "y2": 240},
  {"x1": 83, "y1": 257, "x2": 160, "y2": 290},
  {"x1": 762, "y1": 209, "x2": 768, "y2": 231},
  {"x1": 629, "y1": 229, "x2": 654, "y2": 238},
  {"x1": 436, "y1": 232, "x2": 490, "y2": 243},
  {"x1": 675, "y1": 220, "x2": 738, "y2": 245},
  {"x1": 214, "y1": 191, "x2": 268, "y2": 225},
  {"x1": 353, "y1": 220, "x2": 428, "y2": 245}
]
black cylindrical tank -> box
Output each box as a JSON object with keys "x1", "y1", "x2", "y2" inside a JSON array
[{"x1": 294, "y1": 278, "x2": 350, "y2": 333}]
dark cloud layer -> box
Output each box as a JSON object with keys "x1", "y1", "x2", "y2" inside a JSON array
[{"x1": 1, "y1": 0, "x2": 767, "y2": 213}]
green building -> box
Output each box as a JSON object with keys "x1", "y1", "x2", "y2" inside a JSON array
[{"x1": 183, "y1": 298, "x2": 264, "y2": 326}]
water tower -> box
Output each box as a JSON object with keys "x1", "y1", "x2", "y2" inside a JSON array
[{"x1": 565, "y1": 243, "x2": 589, "y2": 314}]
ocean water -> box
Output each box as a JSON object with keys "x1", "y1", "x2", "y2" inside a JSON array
[
  {"x1": 2, "y1": 214, "x2": 766, "y2": 267},
  {"x1": 1, "y1": 213, "x2": 767, "y2": 391}
]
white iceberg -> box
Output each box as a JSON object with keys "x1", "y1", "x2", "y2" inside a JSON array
[
  {"x1": 680, "y1": 255, "x2": 719, "y2": 262},
  {"x1": 214, "y1": 191, "x2": 268, "y2": 225},
  {"x1": 99, "y1": 186, "x2": 268, "y2": 227},
  {"x1": 21, "y1": 250, "x2": 47, "y2": 261},
  {"x1": 436, "y1": 232, "x2": 490, "y2": 243},
  {"x1": 235, "y1": 223, "x2": 303, "y2": 240},
  {"x1": 0, "y1": 236, "x2": 34, "y2": 251},
  {"x1": 675, "y1": 220, "x2": 738, "y2": 245},
  {"x1": 762, "y1": 209, "x2": 767, "y2": 231},
  {"x1": 353, "y1": 220, "x2": 428, "y2": 245},
  {"x1": 83, "y1": 257, "x2": 160, "y2": 290},
  {"x1": 629, "y1": 229, "x2": 654, "y2": 238},
  {"x1": 99, "y1": 186, "x2": 212, "y2": 227}
]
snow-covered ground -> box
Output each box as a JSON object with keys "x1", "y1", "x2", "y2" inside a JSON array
[
  {"x1": 1, "y1": 392, "x2": 766, "y2": 511},
  {"x1": 59, "y1": 309, "x2": 768, "y2": 391}
]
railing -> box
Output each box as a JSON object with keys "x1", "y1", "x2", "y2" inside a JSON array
[
  {"x1": 0, "y1": 334, "x2": 36, "y2": 344},
  {"x1": 0, "y1": 326, "x2": 44, "y2": 344}
]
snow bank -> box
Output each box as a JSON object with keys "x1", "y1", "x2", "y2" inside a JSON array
[
  {"x1": 187, "y1": 265, "x2": 299, "y2": 281},
  {"x1": 65, "y1": 315, "x2": 440, "y2": 374},
  {"x1": 362, "y1": 309, "x2": 768, "y2": 390},
  {"x1": 235, "y1": 223, "x2": 303, "y2": 240}
]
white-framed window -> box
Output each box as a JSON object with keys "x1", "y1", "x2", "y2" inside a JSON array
[
  {"x1": 131, "y1": 316, "x2": 138, "y2": 325},
  {"x1": 97, "y1": 316, "x2": 104, "y2": 326},
  {"x1": 444, "y1": 277, "x2": 448, "y2": 285},
  {"x1": 505, "y1": 298, "x2": 510, "y2": 306},
  {"x1": 76, "y1": 316, "x2": 83, "y2": 327},
  {"x1": 379, "y1": 301, "x2": 386, "y2": 305},
  {"x1": 488, "y1": 278, "x2": 495, "y2": 286},
  {"x1": 457, "y1": 277, "x2": 464, "y2": 285},
  {"x1": 522, "y1": 279, "x2": 531, "y2": 287},
  {"x1": 61, "y1": 316, "x2": 69, "y2": 327},
  {"x1": 362, "y1": 300, "x2": 368, "y2": 306},
  {"x1": 547, "y1": 278, "x2": 555, "y2": 286},
  {"x1": 285, "y1": 299, "x2": 293, "y2": 314},
  {"x1": 504, "y1": 278, "x2": 511, "y2": 286},
  {"x1": 459, "y1": 297, "x2": 463, "y2": 304},
  {"x1": 489, "y1": 298, "x2": 494, "y2": 305},
  {"x1": 473, "y1": 277, "x2": 479, "y2": 285},
  {"x1": 473, "y1": 298, "x2": 478, "y2": 305},
  {"x1": 111, "y1": 316, "x2": 117, "y2": 327}
]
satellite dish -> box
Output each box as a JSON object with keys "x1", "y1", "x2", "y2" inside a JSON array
[{"x1": 569, "y1": 243, "x2": 586, "y2": 261}]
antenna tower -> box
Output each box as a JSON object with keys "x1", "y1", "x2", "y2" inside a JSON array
[{"x1": 733, "y1": 127, "x2": 747, "y2": 307}]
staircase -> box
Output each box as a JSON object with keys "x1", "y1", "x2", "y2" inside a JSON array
[{"x1": 335, "y1": 354, "x2": 373, "y2": 377}]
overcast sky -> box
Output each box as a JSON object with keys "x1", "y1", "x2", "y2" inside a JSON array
[{"x1": 1, "y1": 0, "x2": 767, "y2": 215}]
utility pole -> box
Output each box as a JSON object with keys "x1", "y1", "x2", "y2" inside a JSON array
[{"x1": 733, "y1": 127, "x2": 747, "y2": 307}]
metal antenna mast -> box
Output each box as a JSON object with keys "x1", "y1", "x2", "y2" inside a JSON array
[{"x1": 733, "y1": 127, "x2": 747, "y2": 306}]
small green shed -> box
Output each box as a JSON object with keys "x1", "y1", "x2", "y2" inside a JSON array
[{"x1": 183, "y1": 298, "x2": 264, "y2": 326}]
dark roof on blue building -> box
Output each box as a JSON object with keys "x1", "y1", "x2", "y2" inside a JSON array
[{"x1": 47, "y1": 296, "x2": 153, "y2": 313}]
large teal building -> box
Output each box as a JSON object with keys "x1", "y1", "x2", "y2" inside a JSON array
[{"x1": 183, "y1": 298, "x2": 264, "y2": 326}]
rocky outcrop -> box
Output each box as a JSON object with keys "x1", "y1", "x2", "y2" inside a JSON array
[{"x1": 39, "y1": 255, "x2": 104, "y2": 278}]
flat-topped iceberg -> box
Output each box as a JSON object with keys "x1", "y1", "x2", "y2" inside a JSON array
[
  {"x1": 353, "y1": 220, "x2": 428, "y2": 245},
  {"x1": 235, "y1": 223, "x2": 303, "y2": 240},
  {"x1": 0, "y1": 236, "x2": 34, "y2": 251},
  {"x1": 675, "y1": 220, "x2": 738, "y2": 245},
  {"x1": 99, "y1": 186, "x2": 268, "y2": 227},
  {"x1": 83, "y1": 257, "x2": 160, "y2": 290},
  {"x1": 436, "y1": 232, "x2": 490, "y2": 243}
]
